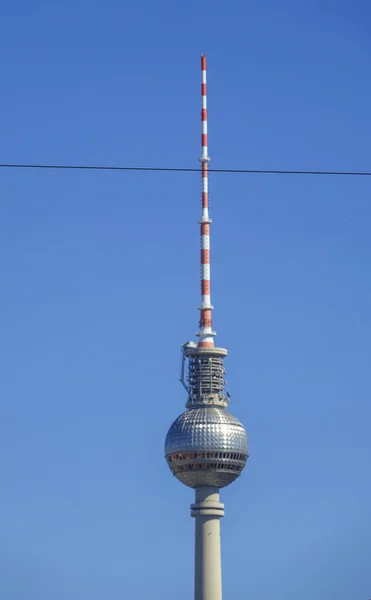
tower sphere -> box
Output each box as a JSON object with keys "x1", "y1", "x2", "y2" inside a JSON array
[{"x1": 165, "y1": 407, "x2": 248, "y2": 488}]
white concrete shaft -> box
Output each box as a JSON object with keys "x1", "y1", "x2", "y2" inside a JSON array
[{"x1": 191, "y1": 487, "x2": 225, "y2": 600}]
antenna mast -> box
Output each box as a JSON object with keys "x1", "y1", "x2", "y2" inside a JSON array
[{"x1": 197, "y1": 55, "x2": 215, "y2": 349}]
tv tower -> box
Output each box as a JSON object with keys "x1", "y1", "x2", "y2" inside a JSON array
[{"x1": 165, "y1": 56, "x2": 249, "y2": 600}]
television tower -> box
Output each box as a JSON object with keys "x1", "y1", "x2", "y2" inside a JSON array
[{"x1": 165, "y1": 56, "x2": 249, "y2": 600}]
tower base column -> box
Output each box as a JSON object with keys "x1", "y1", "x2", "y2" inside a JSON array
[{"x1": 191, "y1": 486, "x2": 224, "y2": 600}]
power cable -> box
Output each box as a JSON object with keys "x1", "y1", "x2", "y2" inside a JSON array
[{"x1": 0, "y1": 163, "x2": 370, "y2": 177}]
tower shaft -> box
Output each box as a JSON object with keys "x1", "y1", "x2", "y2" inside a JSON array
[{"x1": 191, "y1": 487, "x2": 224, "y2": 600}]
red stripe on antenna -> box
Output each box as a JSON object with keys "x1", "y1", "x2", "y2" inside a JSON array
[
  {"x1": 201, "y1": 280, "x2": 210, "y2": 295},
  {"x1": 201, "y1": 250, "x2": 210, "y2": 263}
]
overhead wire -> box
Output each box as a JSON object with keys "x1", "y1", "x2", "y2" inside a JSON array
[{"x1": 0, "y1": 163, "x2": 370, "y2": 177}]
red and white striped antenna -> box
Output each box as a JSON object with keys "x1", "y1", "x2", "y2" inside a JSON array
[{"x1": 197, "y1": 55, "x2": 216, "y2": 349}]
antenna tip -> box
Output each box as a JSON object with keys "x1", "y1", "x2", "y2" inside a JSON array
[{"x1": 201, "y1": 55, "x2": 207, "y2": 69}]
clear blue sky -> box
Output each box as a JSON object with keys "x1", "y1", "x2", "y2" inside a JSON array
[{"x1": 0, "y1": 1, "x2": 370, "y2": 599}]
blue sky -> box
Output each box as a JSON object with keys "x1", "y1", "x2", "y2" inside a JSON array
[{"x1": 0, "y1": 1, "x2": 370, "y2": 599}]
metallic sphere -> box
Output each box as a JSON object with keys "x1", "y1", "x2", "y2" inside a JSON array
[{"x1": 165, "y1": 407, "x2": 248, "y2": 488}]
